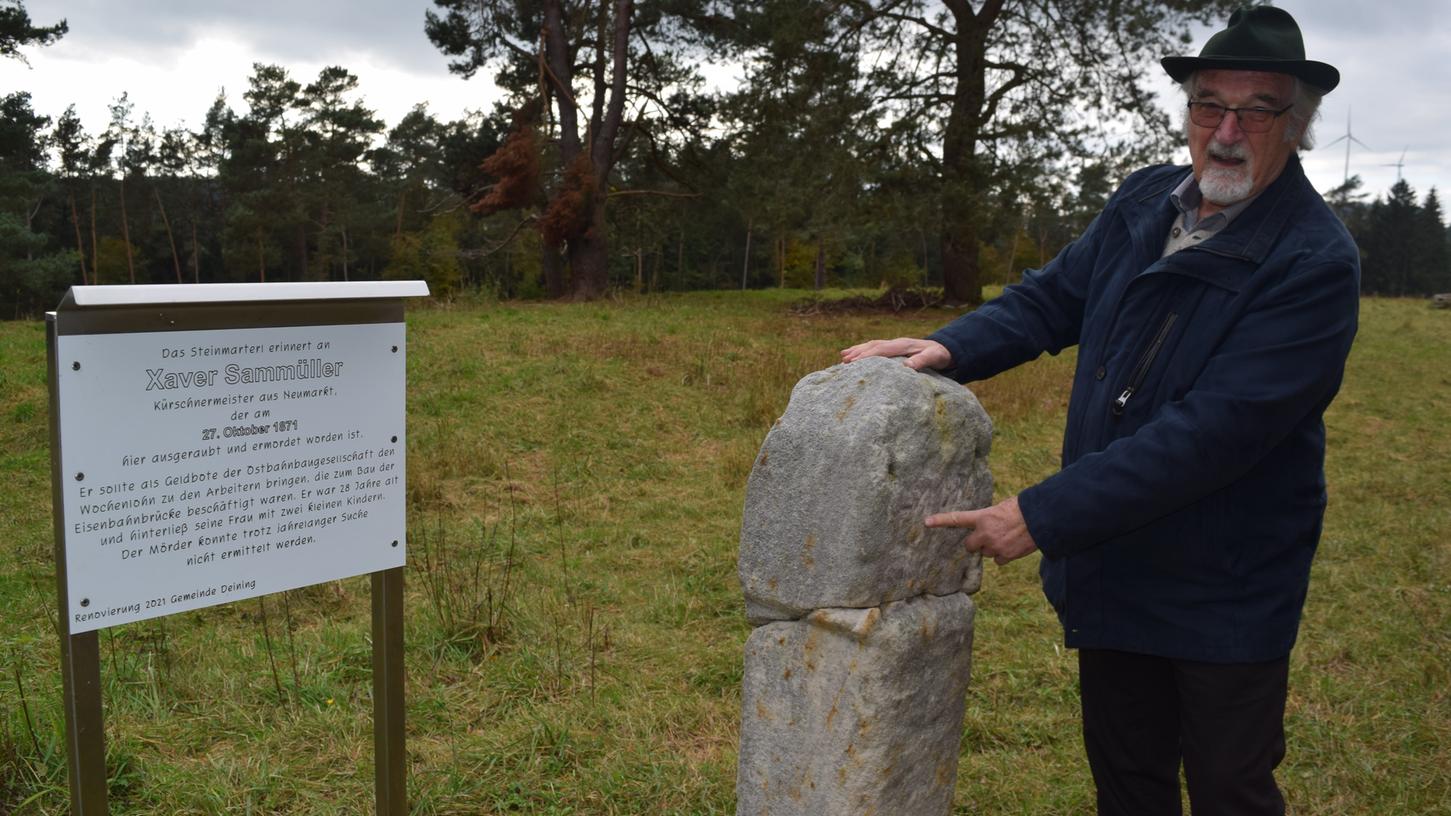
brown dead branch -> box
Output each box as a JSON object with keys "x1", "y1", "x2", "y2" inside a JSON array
[{"x1": 472, "y1": 100, "x2": 544, "y2": 216}]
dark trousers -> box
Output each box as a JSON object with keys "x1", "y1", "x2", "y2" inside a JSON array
[{"x1": 1078, "y1": 649, "x2": 1290, "y2": 816}]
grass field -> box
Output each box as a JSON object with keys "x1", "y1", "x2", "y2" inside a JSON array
[{"x1": 1, "y1": 289, "x2": 1447, "y2": 814}]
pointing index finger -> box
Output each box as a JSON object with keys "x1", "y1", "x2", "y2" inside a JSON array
[{"x1": 925, "y1": 510, "x2": 978, "y2": 528}]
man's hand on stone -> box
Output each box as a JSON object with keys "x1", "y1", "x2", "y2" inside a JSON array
[
  {"x1": 839, "y1": 338, "x2": 951, "y2": 371},
  {"x1": 926, "y1": 496, "x2": 1038, "y2": 566}
]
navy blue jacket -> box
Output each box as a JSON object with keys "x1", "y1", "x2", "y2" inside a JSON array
[{"x1": 928, "y1": 156, "x2": 1359, "y2": 662}]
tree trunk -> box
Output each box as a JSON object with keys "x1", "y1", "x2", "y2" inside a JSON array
[
  {"x1": 813, "y1": 239, "x2": 825, "y2": 290},
  {"x1": 566, "y1": 200, "x2": 610, "y2": 300},
  {"x1": 778, "y1": 234, "x2": 786, "y2": 288},
  {"x1": 191, "y1": 221, "x2": 200, "y2": 283},
  {"x1": 341, "y1": 225, "x2": 350, "y2": 281},
  {"x1": 154, "y1": 187, "x2": 183, "y2": 283},
  {"x1": 89, "y1": 187, "x2": 98, "y2": 281},
  {"x1": 559, "y1": 0, "x2": 633, "y2": 301},
  {"x1": 69, "y1": 191, "x2": 88, "y2": 285},
  {"x1": 23, "y1": 199, "x2": 39, "y2": 258},
  {"x1": 118, "y1": 177, "x2": 135, "y2": 283},
  {"x1": 296, "y1": 223, "x2": 309, "y2": 281},
  {"x1": 543, "y1": 0, "x2": 585, "y2": 299},
  {"x1": 939, "y1": 207, "x2": 983, "y2": 304},
  {"x1": 937, "y1": 2, "x2": 995, "y2": 306},
  {"x1": 741, "y1": 216, "x2": 753, "y2": 290},
  {"x1": 304, "y1": 201, "x2": 320, "y2": 281},
  {"x1": 543, "y1": 0, "x2": 581, "y2": 163},
  {"x1": 1004, "y1": 218, "x2": 1021, "y2": 282},
  {"x1": 257, "y1": 230, "x2": 266, "y2": 282},
  {"x1": 541, "y1": 241, "x2": 567, "y2": 298},
  {"x1": 395, "y1": 189, "x2": 406, "y2": 239}
]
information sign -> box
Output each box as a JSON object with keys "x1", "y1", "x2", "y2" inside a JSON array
[{"x1": 57, "y1": 322, "x2": 406, "y2": 632}]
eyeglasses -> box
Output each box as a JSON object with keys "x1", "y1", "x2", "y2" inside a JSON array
[{"x1": 1186, "y1": 101, "x2": 1294, "y2": 133}]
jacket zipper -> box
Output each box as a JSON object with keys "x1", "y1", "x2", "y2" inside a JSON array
[{"x1": 1112, "y1": 312, "x2": 1178, "y2": 416}]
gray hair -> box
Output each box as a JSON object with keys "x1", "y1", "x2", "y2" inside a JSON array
[{"x1": 1181, "y1": 72, "x2": 1325, "y2": 150}]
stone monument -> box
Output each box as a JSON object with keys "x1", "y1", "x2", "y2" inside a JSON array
[{"x1": 736, "y1": 355, "x2": 993, "y2": 816}]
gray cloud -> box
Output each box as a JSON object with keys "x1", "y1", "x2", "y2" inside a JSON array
[
  {"x1": 1288, "y1": 0, "x2": 1450, "y2": 195},
  {"x1": 23, "y1": 0, "x2": 448, "y2": 74}
]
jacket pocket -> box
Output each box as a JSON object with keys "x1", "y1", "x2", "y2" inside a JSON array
[{"x1": 1112, "y1": 312, "x2": 1178, "y2": 416}]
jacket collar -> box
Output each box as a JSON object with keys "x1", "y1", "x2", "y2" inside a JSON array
[{"x1": 1121, "y1": 155, "x2": 1310, "y2": 269}]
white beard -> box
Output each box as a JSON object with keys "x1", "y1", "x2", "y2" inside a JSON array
[{"x1": 1199, "y1": 141, "x2": 1254, "y2": 205}]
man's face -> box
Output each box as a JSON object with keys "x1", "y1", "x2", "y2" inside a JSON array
[{"x1": 1187, "y1": 70, "x2": 1298, "y2": 214}]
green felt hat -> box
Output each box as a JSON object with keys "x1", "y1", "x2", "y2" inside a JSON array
[{"x1": 1161, "y1": 6, "x2": 1339, "y2": 92}]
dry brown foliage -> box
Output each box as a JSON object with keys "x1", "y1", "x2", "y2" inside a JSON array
[
  {"x1": 472, "y1": 101, "x2": 542, "y2": 216},
  {"x1": 540, "y1": 152, "x2": 597, "y2": 246}
]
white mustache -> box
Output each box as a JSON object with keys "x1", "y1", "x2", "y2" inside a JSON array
[{"x1": 1207, "y1": 141, "x2": 1249, "y2": 162}]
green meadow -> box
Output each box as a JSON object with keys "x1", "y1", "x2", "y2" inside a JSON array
[{"x1": 1, "y1": 290, "x2": 1447, "y2": 814}]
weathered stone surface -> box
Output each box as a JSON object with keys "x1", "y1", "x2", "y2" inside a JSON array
[
  {"x1": 739, "y1": 356, "x2": 993, "y2": 623},
  {"x1": 736, "y1": 592, "x2": 976, "y2": 816}
]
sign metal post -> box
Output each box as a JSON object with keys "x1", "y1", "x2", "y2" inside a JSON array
[
  {"x1": 373, "y1": 566, "x2": 406, "y2": 813},
  {"x1": 48, "y1": 313, "x2": 110, "y2": 815}
]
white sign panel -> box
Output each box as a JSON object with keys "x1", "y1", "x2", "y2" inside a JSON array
[{"x1": 57, "y1": 322, "x2": 406, "y2": 632}]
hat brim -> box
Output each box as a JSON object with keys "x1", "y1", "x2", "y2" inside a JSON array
[{"x1": 1161, "y1": 56, "x2": 1339, "y2": 93}]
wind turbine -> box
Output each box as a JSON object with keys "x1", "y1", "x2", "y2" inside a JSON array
[
  {"x1": 1383, "y1": 148, "x2": 1407, "y2": 182},
  {"x1": 1323, "y1": 108, "x2": 1370, "y2": 186}
]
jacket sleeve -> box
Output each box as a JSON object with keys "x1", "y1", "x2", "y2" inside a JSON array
[
  {"x1": 927, "y1": 208, "x2": 1110, "y2": 382},
  {"x1": 1017, "y1": 257, "x2": 1360, "y2": 558}
]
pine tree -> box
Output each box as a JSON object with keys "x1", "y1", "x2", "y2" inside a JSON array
[
  {"x1": 0, "y1": 0, "x2": 66, "y2": 62},
  {"x1": 0, "y1": 91, "x2": 73, "y2": 314},
  {"x1": 1415, "y1": 188, "x2": 1450, "y2": 295},
  {"x1": 52, "y1": 105, "x2": 90, "y2": 283},
  {"x1": 1360, "y1": 180, "x2": 1419, "y2": 295}
]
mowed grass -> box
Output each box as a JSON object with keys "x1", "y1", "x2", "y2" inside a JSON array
[{"x1": 0, "y1": 290, "x2": 1447, "y2": 814}]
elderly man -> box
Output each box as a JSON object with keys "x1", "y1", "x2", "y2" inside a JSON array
[{"x1": 841, "y1": 7, "x2": 1357, "y2": 815}]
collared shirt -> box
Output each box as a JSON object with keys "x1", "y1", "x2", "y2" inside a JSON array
[{"x1": 1161, "y1": 173, "x2": 1259, "y2": 257}]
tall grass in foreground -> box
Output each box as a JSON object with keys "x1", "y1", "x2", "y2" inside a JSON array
[{"x1": 0, "y1": 290, "x2": 1447, "y2": 813}]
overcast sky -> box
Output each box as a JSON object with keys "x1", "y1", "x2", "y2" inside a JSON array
[
  {"x1": 0, "y1": 1, "x2": 502, "y2": 136},
  {"x1": 2, "y1": 0, "x2": 1447, "y2": 205}
]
